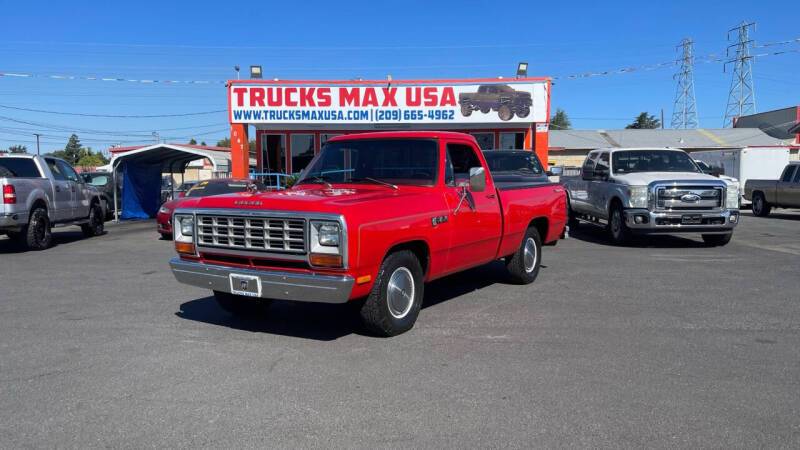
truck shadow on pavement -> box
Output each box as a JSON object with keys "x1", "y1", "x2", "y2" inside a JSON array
[
  {"x1": 567, "y1": 224, "x2": 712, "y2": 248},
  {"x1": 0, "y1": 230, "x2": 98, "y2": 254},
  {"x1": 175, "y1": 261, "x2": 515, "y2": 341},
  {"x1": 740, "y1": 210, "x2": 800, "y2": 221}
]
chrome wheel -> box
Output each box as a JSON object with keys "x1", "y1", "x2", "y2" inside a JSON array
[
  {"x1": 387, "y1": 267, "x2": 415, "y2": 319},
  {"x1": 523, "y1": 237, "x2": 537, "y2": 273}
]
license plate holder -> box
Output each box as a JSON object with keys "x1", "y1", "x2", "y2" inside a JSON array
[
  {"x1": 229, "y1": 273, "x2": 262, "y2": 297},
  {"x1": 681, "y1": 214, "x2": 702, "y2": 225}
]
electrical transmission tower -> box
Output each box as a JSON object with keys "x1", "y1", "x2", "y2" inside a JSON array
[
  {"x1": 723, "y1": 22, "x2": 756, "y2": 127},
  {"x1": 671, "y1": 38, "x2": 699, "y2": 129}
]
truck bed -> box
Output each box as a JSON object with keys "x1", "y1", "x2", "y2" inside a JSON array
[{"x1": 495, "y1": 182, "x2": 566, "y2": 257}]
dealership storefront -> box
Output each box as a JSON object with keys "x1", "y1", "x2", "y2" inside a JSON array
[{"x1": 226, "y1": 77, "x2": 551, "y2": 178}]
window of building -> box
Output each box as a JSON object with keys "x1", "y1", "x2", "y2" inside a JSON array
[
  {"x1": 261, "y1": 134, "x2": 286, "y2": 173},
  {"x1": 499, "y1": 132, "x2": 525, "y2": 150},
  {"x1": 290, "y1": 134, "x2": 315, "y2": 174},
  {"x1": 471, "y1": 132, "x2": 494, "y2": 150}
]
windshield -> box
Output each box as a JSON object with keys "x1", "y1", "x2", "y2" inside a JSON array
[
  {"x1": 186, "y1": 180, "x2": 256, "y2": 198},
  {"x1": 483, "y1": 152, "x2": 543, "y2": 175},
  {"x1": 298, "y1": 138, "x2": 438, "y2": 186},
  {"x1": 612, "y1": 150, "x2": 700, "y2": 174}
]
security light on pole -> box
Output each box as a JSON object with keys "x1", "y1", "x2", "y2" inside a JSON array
[
  {"x1": 234, "y1": 65, "x2": 240, "y2": 80},
  {"x1": 250, "y1": 65, "x2": 263, "y2": 79},
  {"x1": 516, "y1": 62, "x2": 528, "y2": 78}
]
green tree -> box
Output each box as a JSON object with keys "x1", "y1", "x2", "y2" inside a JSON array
[
  {"x1": 625, "y1": 112, "x2": 661, "y2": 129},
  {"x1": 550, "y1": 108, "x2": 571, "y2": 130},
  {"x1": 77, "y1": 152, "x2": 107, "y2": 168},
  {"x1": 216, "y1": 137, "x2": 231, "y2": 147},
  {"x1": 189, "y1": 138, "x2": 198, "y2": 145},
  {"x1": 8, "y1": 144, "x2": 27, "y2": 153},
  {"x1": 62, "y1": 134, "x2": 83, "y2": 165},
  {"x1": 200, "y1": 141, "x2": 206, "y2": 146}
]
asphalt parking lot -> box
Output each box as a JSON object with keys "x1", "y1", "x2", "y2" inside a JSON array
[{"x1": 1, "y1": 211, "x2": 799, "y2": 448}]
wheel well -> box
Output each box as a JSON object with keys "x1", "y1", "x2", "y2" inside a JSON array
[
  {"x1": 609, "y1": 196, "x2": 623, "y2": 212},
  {"x1": 30, "y1": 199, "x2": 47, "y2": 214},
  {"x1": 528, "y1": 217, "x2": 549, "y2": 242},
  {"x1": 386, "y1": 240, "x2": 430, "y2": 277},
  {"x1": 752, "y1": 190, "x2": 764, "y2": 199}
]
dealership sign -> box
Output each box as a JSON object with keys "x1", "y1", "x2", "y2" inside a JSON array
[{"x1": 229, "y1": 81, "x2": 549, "y2": 125}]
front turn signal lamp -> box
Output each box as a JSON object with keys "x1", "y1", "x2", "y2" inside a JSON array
[{"x1": 310, "y1": 253, "x2": 343, "y2": 268}]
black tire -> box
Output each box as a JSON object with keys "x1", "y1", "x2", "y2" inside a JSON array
[
  {"x1": 213, "y1": 290, "x2": 272, "y2": 317},
  {"x1": 480, "y1": 107, "x2": 490, "y2": 114},
  {"x1": 607, "y1": 202, "x2": 630, "y2": 245},
  {"x1": 516, "y1": 106, "x2": 531, "y2": 118},
  {"x1": 702, "y1": 233, "x2": 733, "y2": 246},
  {"x1": 159, "y1": 232, "x2": 172, "y2": 240},
  {"x1": 81, "y1": 203, "x2": 105, "y2": 237},
  {"x1": 505, "y1": 226, "x2": 542, "y2": 285},
  {"x1": 460, "y1": 104, "x2": 472, "y2": 117},
  {"x1": 21, "y1": 207, "x2": 52, "y2": 250},
  {"x1": 751, "y1": 192, "x2": 771, "y2": 217},
  {"x1": 498, "y1": 104, "x2": 514, "y2": 121},
  {"x1": 359, "y1": 250, "x2": 424, "y2": 337}
]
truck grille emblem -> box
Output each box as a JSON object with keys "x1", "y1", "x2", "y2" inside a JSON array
[{"x1": 680, "y1": 194, "x2": 701, "y2": 203}]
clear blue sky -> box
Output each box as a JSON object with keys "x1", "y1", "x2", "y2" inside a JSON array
[{"x1": 1, "y1": 0, "x2": 797, "y2": 154}]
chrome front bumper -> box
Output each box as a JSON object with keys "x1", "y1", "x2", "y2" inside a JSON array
[
  {"x1": 169, "y1": 257, "x2": 355, "y2": 304},
  {"x1": 623, "y1": 208, "x2": 739, "y2": 234}
]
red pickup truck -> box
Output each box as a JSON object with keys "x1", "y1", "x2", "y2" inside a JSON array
[{"x1": 170, "y1": 131, "x2": 566, "y2": 336}]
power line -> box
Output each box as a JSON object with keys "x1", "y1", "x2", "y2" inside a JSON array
[{"x1": 0, "y1": 104, "x2": 226, "y2": 118}]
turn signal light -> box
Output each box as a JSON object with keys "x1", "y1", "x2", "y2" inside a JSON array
[
  {"x1": 2, "y1": 185, "x2": 16, "y2": 204},
  {"x1": 310, "y1": 253, "x2": 343, "y2": 268},
  {"x1": 175, "y1": 241, "x2": 195, "y2": 255}
]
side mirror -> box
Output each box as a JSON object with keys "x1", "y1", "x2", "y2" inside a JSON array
[
  {"x1": 469, "y1": 166, "x2": 486, "y2": 192},
  {"x1": 594, "y1": 166, "x2": 609, "y2": 180},
  {"x1": 581, "y1": 168, "x2": 594, "y2": 181},
  {"x1": 711, "y1": 167, "x2": 724, "y2": 177}
]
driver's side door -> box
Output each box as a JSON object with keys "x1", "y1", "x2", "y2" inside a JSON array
[
  {"x1": 443, "y1": 142, "x2": 502, "y2": 273},
  {"x1": 56, "y1": 160, "x2": 90, "y2": 219},
  {"x1": 588, "y1": 151, "x2": 610, "y2": 218}
]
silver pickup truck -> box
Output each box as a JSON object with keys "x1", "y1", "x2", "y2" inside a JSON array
[
  {"x1": 1, "y1": 154, "x2": 105, "y2": 250},
  {"x1": 562, "y1": 148, "x2": 740, "y2": 246},
  {"x1": 744, "y1": 162, "x2": 800, "y2": 217}
]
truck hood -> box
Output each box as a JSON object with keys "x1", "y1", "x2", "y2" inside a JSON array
[
  {"x1": 612, "y1": 171, "x2": 724, "y2": 186},
  {"x1": 179, "y1": 184, "x2": 432, "y2": 215}
]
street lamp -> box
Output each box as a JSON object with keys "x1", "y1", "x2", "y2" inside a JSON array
[
  {"x1": 250, "y1": 65, "x2": 262, "y2": 79},
  {"x1": 234, "y1": 65, "x2": 240, "y2": 80},
  {"x1": 516, "y1": 62, "x2": 528, "y2": 78}
]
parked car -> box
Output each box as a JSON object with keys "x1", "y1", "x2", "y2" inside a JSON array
[
  {"x1": 157, "y1": 178, "x2": 265, "y2": 239},
  {"x1": 458, "y1": 84, "x2": 532, "y2": 121},
  {"x1": 561, "y1": 147, "x2": 740, "y2": 246},
  {"x1": 81, "y1": 171, "x2": 119, "y2": 218},
  {"x1": 482, "y1": 150, "x2": 549, "y2": 185},
  {"x1": 1, "y1": 154, "x2": 105, "y2": 250},
  {"x1": 691, "y1": 147, "x2": 789, "y2": 205},
  {"x1": 161, "y1": 180, "x2": 198, "y2": 204},
  {"x1": 169, "y1": 131, "x2": 567, "y2": 336},
  {"x1": 744, "y1": 162, "x2": 800, "y2": 216}
]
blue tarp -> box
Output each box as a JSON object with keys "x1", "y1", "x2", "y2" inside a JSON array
[{"x1": 121, "y1": 162, "x2": 161, "y2": 219}]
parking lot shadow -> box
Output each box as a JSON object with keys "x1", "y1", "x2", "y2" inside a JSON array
[
  {"x1": 0, "y1": 230, "x2": 98, "y2": 254},
  {"x1": 740, "y1": 210, "x2": 800, "y2": 221},
  {"x1": 176, "y1": 261, "x2": 515, "y2": 340},
  {"x1": 566, "y1": 223, "x2": 710, "y2": 248}
]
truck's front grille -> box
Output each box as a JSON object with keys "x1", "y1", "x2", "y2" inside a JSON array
[
  {"x1": 656, "y1": 186, "x2": 723, "y2": 211},
  {"x1": 196, "y1": 214, "x2": 306, "y2": 253}
]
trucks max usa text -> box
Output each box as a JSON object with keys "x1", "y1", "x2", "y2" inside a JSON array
[{"x1": 169, "y1": 131, "x2": 567, "y2": 336}]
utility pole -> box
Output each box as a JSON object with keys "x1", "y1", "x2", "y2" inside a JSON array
[
  {"x1": 723, "y1": 22, "x2": 757, "y2": 127},
  {"x1": 670, "y1": 38, "x2": 699, "y2": 129},
  {"x1": 33, "y1": 133, "x2": 41, "y2": 155}
]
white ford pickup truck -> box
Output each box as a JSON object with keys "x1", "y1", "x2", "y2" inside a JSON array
[
  {"x1": 1, "y1": 153, "x2": 105, "y2": 250},
  {"x1": 561, "y1": 147, "x2": 740, "y2": 246}
]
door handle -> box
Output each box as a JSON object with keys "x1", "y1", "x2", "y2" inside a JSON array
[{"x1": 486, "y1": 193, "x2": 496, "y2": 199}]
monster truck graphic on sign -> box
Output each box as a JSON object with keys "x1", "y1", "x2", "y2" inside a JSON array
[{"x1": 458, "y1": 84, "x2": 533, "y2": 121}]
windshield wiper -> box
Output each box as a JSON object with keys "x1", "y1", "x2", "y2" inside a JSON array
[{"x1": 351, "y1": 177, "x2": 398, "y2": 190}]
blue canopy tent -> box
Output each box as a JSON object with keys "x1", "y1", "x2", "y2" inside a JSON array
[{"x1": 109, "y1": 144, "x2": 231, "y2": 221}]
